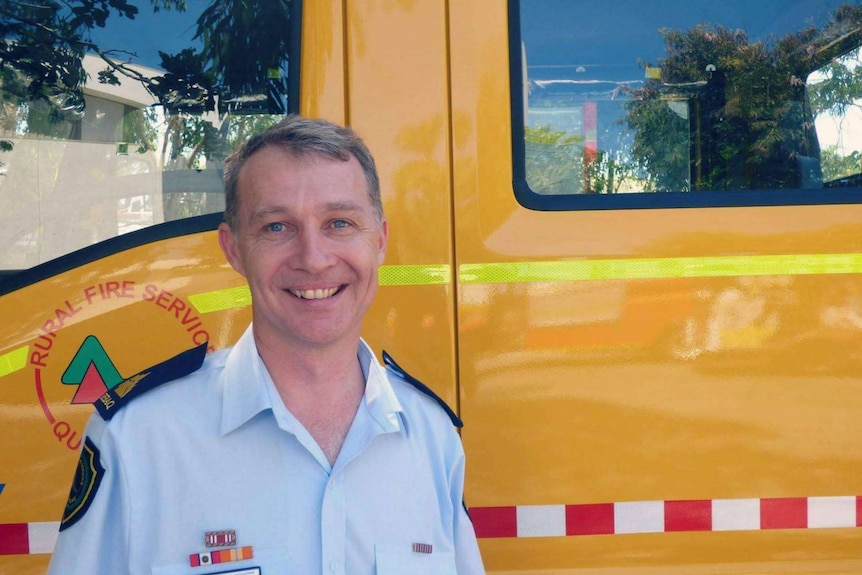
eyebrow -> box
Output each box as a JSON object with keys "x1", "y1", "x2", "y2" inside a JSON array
[
  {"x1": 248, "y1": 201, "x2": 365, "y2": 224},
  {"x1": 248, "y1": 206, "x2": 289, "y2": 224},
  {"x1": 320, "y1": 200, "x2": 364, "y2": 214}
]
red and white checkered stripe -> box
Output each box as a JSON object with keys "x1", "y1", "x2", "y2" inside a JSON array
[
  {"x1": 471, "y1": 496, "x2": 862, "y2": 538},
  {"x1": 0, "y1": 522, "x2": 60, "y2": 555},
  {"x1": 2, "y1": 497, "x2": 861, "y2": 554}
]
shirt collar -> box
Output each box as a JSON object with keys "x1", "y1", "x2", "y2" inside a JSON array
[
  {"x1": 219, "y1": 326, "x2": 404, "y2": 436},
  {"x1": 219, "y1": 325, "x2": 271, "y2": 435},
  {"x1": 358, "y1": 338, "x2": 404, "y2": 433}
]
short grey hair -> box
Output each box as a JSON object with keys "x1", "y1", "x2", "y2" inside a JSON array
[{"x1": 222, "y1": 115, "x2": 382, "y2": 230}]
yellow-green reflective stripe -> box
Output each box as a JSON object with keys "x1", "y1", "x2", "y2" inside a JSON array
[
  {"x1": 189, "y1": 255, "x2": 862, "y2": 312},
  {"x1": 379, "y1": 264, "x2": 451, "y2": 286},
  {"x1": 459, "y1": 254, "x2": 862, "y2": 284},
  {"x1": 0, "y1": 346, "x2": 28, "y2": 378},
  {"x1": 189, "y1": 285, "x2": 251, "y2": 314},
  {"x1": 189, "y1": 265, "x2": 452, "y2": 313}
]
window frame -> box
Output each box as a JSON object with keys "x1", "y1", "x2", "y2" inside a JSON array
[
  {"x1": 0, "y1": 0, "x2": 303, "y2": 292},
  {"x1": 508, "y1": 0, "x2": 862, "y2": 211}
]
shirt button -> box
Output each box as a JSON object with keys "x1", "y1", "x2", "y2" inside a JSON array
[{"x1": 329, "y1": 560, "x2": 339, "y2": 573}]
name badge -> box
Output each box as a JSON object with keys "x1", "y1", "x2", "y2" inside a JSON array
[{"x1": 208, "y1": 568, "x2": 260, "y2": 575}]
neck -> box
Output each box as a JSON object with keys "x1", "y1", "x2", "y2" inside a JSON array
[
  {"x1": 252, "y1": 328, "x2": 367, "y2": 466},
  {"x1": 252, "y1": 326, "x2": 365, "y2": 405}
]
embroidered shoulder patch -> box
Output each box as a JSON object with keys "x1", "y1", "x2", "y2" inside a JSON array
[
  {"x1": 382, "y1": 350, "x2": 463, "y2": 428},
  {"x1": 60, "y1": 437, "x2": 104, "y2": 532},
  {"x1": 94, "y1": 341, "x2": 208, "y2": 420}
]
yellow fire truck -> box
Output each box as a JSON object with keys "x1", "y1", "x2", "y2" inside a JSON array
[{"x1": 2, "y1": 0, "x2": 862, "y2": 573}]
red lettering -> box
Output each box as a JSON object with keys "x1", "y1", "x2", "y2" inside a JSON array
[
  {"x1": 140, "y1": 284, "x2": 208, "y2": 348},
  {"x1": 52, "y1": 300, "x2": 82, "y2": 330},
  {"x1": 84, "y1": 282, "x2": 136, "y2": 303},
  {"x1": 142, "y1": 283, "x2": 159, "y2": 301},
  {"x1": 121, "y1": 281, "x2": 136, "y2": 298},
  {"x1": 30, "y1": 350, "x2": 48, "y2": 367},
  {"x1": 155, "y1": 290, "x2": 173, "y2": 310},
  {"x1": 54, "y1": 308, "x2": 71, "y2": 329},
  {"x1": 34, "y1": 334, "x2": 53, "y2": 351},
  {"x1": 192, "y1": 330, "x2": 209, "y2": 346},
  {"x1": 161, "y1": 294, "x2": 201, "y2": 326},
  {"x1": 180, "y1": 307, "x2": 199, "y2": 326},
  {"x1": 167, "y1": 297, "x2": 186, "y2": 319},
  {"x1": 53, "y1": 303, "x2": 77, "y2": 329},
  {"x1": 41, "y1": 319, "x2": 57, "y2": 337},
  {"x1": 105, "y1": 281, "x2": 121, "y2": 299},
  {"x1": 83, "y1": 285, "x2": 98, "y2": 305},
  {"x1": 66, "y1": 432, "x2": 81, "y2": 451}
]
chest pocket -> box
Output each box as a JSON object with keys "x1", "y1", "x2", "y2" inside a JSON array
[
  {"x1": 151, "y1": 546, "x2": 290, "y2": 575},
  {"x1": 375, "y1": 544, "x2": 456, "y2": 575}
]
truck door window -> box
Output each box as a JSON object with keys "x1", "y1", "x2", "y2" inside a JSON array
[
  {"x1": 0, "y1": 1, "x2": 300, "y2": 272},
  {"x1": 511, "y1": 0, "x2": 862, "y2": 209}
]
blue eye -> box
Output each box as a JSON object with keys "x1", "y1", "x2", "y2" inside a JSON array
[
  {"x1": 267, "y1": 222, "x2": 284, "y2": 232},
  {"x1": 332, "y1": 219, "x2": 350, "y2": 229}
]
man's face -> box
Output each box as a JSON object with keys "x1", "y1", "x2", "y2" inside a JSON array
[{"x1": 218, "y1": 146, "x2": 387, "y2": 351}]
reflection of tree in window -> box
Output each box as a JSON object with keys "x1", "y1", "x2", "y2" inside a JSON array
[
  {"x1": 0, "y1": 1, "x2": 290, "y2": 170},
  {"x1": 525, "y1": 126, "x2": 584, "y2": 195},
  {"x1": 0, "y1": 0, "x2": 293, "y2": 263},
  {"x1": 627, "y1": 4, "x2": 862, "y2": 192}
]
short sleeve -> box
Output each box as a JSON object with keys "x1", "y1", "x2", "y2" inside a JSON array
[
  {"x1": 47, "y1": 414, "x2": 131, "y2": 575},
  {"x1": 449, "y1": 438, "x2": 486, "y2": 574}
]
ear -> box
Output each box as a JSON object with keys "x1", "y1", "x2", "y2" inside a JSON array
[
  {"x1": 218, "y1": 222, "x2": 246, "y2": 277},
  {"x1": 377, "y1": 218, "x2": 389, "y2": 265}
]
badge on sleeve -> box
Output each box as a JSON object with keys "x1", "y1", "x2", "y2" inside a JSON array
[
  {"x1": 60, "y1": 437, "x2": 104, "y2": 532},
  {"x1": 93, "y1": 341, "x2": 208, "y2": 421}
]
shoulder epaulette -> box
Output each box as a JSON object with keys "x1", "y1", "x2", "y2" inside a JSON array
[
  {"x1": 382, "y1": 350, "x2": 463, "y2": 428},
  {"x1": 93, "y1": 341, "x2": 209, "y2": 421}
]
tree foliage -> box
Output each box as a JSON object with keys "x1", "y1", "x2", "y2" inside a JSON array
[
  {"x1": 0, "y1": 0, "x2": 291, "y2": 142},
  {"x1": 525, "y1": 125, "x2": 584, "y2": 195},
  {"x1": 197, "y1": 0, "x2": 291, "y2": 116},
  {"x1": 624, "y1": 3, "x2": 862, "y2": 192},
  {"x1": 821, "y1": 144, "x2": 862, "y2": 180},
  {"x1": 0, "y1": 0, "x2": 293, "y2": 220}
]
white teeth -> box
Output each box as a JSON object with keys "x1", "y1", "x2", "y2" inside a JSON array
[{"x1": 289, "y1": 287, "x2": 338, "y2": 300}]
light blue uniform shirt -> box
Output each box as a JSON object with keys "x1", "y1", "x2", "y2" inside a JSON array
[{"x1": 47, "y1": 326, "x2": 484, "y2": 575}]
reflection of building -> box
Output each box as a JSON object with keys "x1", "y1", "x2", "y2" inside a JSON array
[
  {"x1": 116, "y1": 195, "x2": 154, "y2": 234},
  {"x1": 0, "y1": 55, "x2": 166, "y2": 269},
  {"x1": 80, "y1": 55, "x2": 158, "y2": 143}
]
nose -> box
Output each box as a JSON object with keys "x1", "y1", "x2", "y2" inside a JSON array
[{"x1": 291, "y1": 228, "x2": 335, "y2": 273}]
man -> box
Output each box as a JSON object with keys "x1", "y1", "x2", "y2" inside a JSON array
[{"x1": 48, "y1": 115, "x2": 485, "y2": 574}]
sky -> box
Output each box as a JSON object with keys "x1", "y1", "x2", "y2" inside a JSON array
[
  {"x1": 87, "y1": 2, "x2": 205, "y2": 72},
  {"x1": 522, "y1": 0, "x2": 847, "y2": 80},
  {"x1": 79, "y1": 0, "x2": 862, "y2": 155},
  {"x1": 521, "y1": 0, "x2": 862, "y2": 156}
]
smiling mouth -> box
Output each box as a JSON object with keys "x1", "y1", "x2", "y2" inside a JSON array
[{"x1": 286, "y1": 286, "x2": 343, "y2": 300}]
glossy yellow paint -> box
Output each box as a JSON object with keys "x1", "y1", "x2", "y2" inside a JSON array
[
  {"x1": 450, "y1": 0, "x2": 862, "y2": 572},
  {"x1": 300, "y1": 0, "x2": 345, "y2": 123},
  {"x1": 3, "y1": 1, "x2": 862, "y2": 573},
  {"x1": 344, "y1": 0, "x2": 459, "y2": 411}
]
